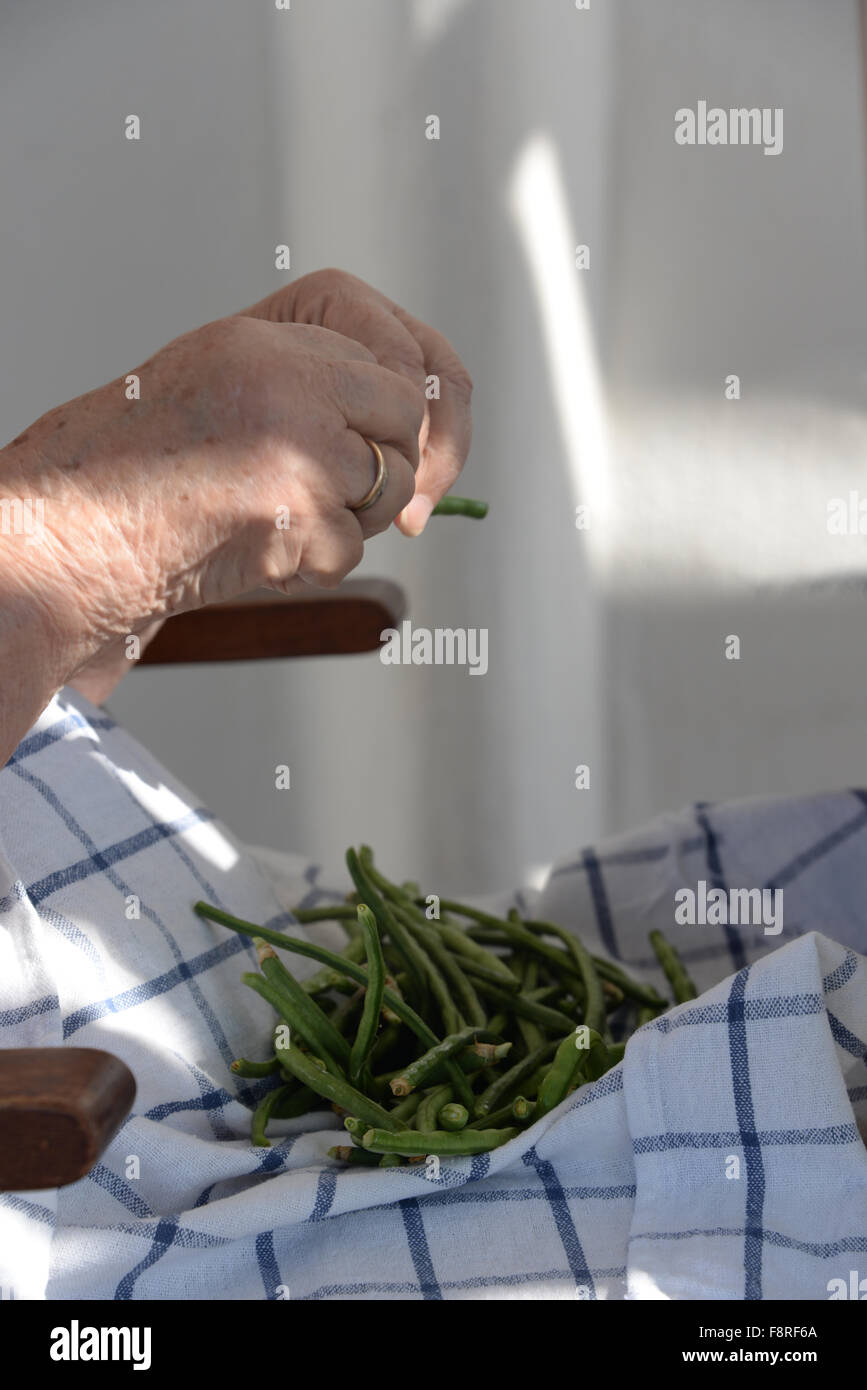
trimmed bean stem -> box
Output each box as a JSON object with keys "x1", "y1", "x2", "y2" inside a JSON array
[
  {"x1": 231, "y1": 1056, "x2": 279, "y2": 1078},
  {"x1": 328, "y1": 1145, "x2": 383, "y2": 1166},
  {"x1": 438, "y1": 1103, "x2": 470, "y2": 1131},
  {"x1": 512, "y1": 1096, "x2": 536, "y2": 1122}
]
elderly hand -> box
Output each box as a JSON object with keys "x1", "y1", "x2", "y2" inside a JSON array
[
  {"x1": 0, "y1": 274, "x2": 471, "y2": 757},
  {"x1": 244, "y1": 269, "x2": 473, "y2": 536}
]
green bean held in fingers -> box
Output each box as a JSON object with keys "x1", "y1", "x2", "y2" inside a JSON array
[{"x1": 430, "y1": 496, "x2": 488, "y2": 519}]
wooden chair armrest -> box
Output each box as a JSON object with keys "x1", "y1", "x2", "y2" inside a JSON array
[
  {"x1": 138, "y1": 579, "x2": 406, "y2": 664},
  {"x1": 0, "y1": 1048, "x2": 136, "y2": 1191}
]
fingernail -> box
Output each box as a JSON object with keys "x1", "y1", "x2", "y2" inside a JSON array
[{"x1": 401, "y1": 494, "x2": 434, "y2": 536}]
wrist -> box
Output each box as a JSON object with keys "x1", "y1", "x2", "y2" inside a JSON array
[
  {"x1": 0, "y1": 545, "x2": 64, "y2": 764},
  {"x1": 0, "y1": 440, "x2": 104, "y2": 761},
  {"x1": 2, "y1": 383, "x2": 158, "y2": 648}
]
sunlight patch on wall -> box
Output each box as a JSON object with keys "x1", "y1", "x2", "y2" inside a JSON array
[
  {"x1": 508, "y1": 133, "x2": 612, "y2": 577},
  {"x1": 412, "y1": 0, "x2": 471, "y2": 44}
]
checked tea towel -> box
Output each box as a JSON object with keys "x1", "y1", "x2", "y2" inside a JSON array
[{"x1": 0, "y1": 689, "x2": 865, "y2": 1300}]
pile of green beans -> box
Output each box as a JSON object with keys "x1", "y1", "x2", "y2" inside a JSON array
[{"x1": 194, "y1": 847, "x2": 696, "y2": 1164}]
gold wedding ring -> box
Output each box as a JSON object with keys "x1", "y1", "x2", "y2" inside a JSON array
[{"x1": 350, "y1": 438, "x2": 388, "y2": 513}]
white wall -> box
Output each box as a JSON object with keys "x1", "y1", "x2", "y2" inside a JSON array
[
  {"x1": 0, "y1": 0, "x2": 280, "y2": 417},
  {"x1": 598, "y1": 0, "x2": 867, "y2": 833}
]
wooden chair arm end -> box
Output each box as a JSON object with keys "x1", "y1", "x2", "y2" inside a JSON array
[
  {"x1": 0, "y1": 1048, "x2": 136, "y2": 1191},
  {"x1": 138, "y1": 579, "x2": 406, "y2": 664}
]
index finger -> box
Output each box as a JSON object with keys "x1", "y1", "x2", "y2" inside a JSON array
[{"x1": 392, "y1": 307, "x2": 473, "y2": 536}]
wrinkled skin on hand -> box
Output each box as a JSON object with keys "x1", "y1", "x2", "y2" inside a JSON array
[{"x1": 0, "y1": 270, "x2": 472, "y2": 717}]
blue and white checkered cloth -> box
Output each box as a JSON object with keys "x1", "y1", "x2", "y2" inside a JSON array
[{"x1": 1, "y1": 689, "x2": 865, "y2": 1300}]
